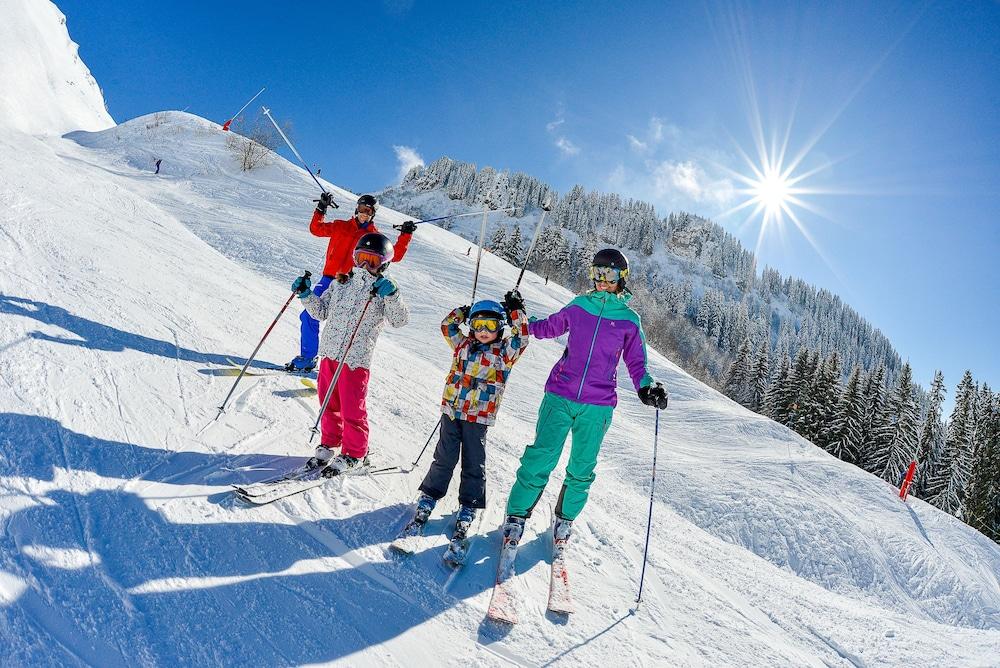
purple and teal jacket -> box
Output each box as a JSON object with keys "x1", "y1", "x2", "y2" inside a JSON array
[{"x1": 529, "y1": 290, "x2": 654, "y2": 407}]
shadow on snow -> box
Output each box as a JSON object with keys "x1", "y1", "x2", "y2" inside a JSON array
[{"x1": 0, "y1": 413, "x2": 552, "y2": 666}]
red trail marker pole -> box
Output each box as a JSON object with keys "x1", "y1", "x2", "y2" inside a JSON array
[{"x1": 899, "y1": 460, "x2": 917, "y2": 501}]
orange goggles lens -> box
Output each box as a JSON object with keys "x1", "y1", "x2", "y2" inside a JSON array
[
  {"x1": 470, "y1": 317, "x2": 500, "y2": 333},
  {"x1": 354, "y1": 249, "x2": 387, "y2": 269}
]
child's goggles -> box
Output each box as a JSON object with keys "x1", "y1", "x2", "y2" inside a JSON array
[
  {"x1": 356, "y1": 204, "x2": 375, "y2": 216},
  {"x1": 354, "y1": 249, "x2": 388, "y2": 270},
  {"x1": 470, "y1": 317, "x2": 501, "y2": 333},
  {"x1": 589, "y1": 265, "x2": 628, "y2": 282}
]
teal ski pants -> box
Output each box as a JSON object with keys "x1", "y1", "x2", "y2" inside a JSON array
[{"x1": 506, "y1": 392, "x2": 614, "y2": 521}]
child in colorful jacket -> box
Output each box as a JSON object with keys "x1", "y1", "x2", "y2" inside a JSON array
[
  {"x1": 499, "y1": 248, "x2": 668, "y2": 559},
  {"x1": 294, "y1": 232, "x2": 409, "y2": 476},
  {"x1": 398, "y1": 290, "x2": 530, "y2": 542}
]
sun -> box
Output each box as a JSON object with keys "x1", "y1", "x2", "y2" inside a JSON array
[{"x1": 752, "y1": 167, "x2": 793, "y2": 218}]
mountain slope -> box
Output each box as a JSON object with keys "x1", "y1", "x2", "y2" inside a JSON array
[
  {"x1": 0, "y1": 0, "x2": 113, "y2": 135},
  {"x1": 1, "y1": 110, "x2": 998, "y2": 666}
]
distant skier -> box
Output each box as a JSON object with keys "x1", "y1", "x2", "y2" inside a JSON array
[
  {"x1": 287, "y1": 193, "x2": 416, "y2": 372},
  {"x1": 293, "y1": 232, "x2": 409, "y2": 475},
  {"x1": 497, "y1": 249, "x2": 668, "y2": 563},
  {"x1": 154, "y1": 158, "x2": 161, "y2": 174},
  {"x1": 395, "y1": 292, "x2": 530, "y2": 553}
]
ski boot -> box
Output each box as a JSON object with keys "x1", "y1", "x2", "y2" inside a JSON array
[
  {"x1": 443, "y1": 505, "x2": 479, "y2": 567},
  {"x1": 552, "y1": 515, "x2": 572, "y2": 560},
  {"x1": 391, "y1": 493, "x2": 436, "y2": 554},
  {"x1": 285, "y1": 355, "x2": 317, "y2": 373},
  {"x1": 305, "y1": 444, "x2": 336, "y2": 470},
  {"x1": 321, "y1": 453, "x2": 370, "y2": 478},
  {"x1": 498, "y1": 515, "x2": 525, "y2": 572}
]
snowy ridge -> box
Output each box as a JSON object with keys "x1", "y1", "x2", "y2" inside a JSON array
[{"x1": 0, "y1": 0, "x2": 113, "y2": 135}]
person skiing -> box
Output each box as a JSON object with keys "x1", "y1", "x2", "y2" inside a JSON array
[
  {"x1": 293, "y1": 232, "x2": 409, "y2": 475},
  {"x1": 395, "y1": 292, "x2": 530, "y2": 551},
  {"x1": 154, "y1": 158, "x2": 161, "y2": 174},
  {"x1": 287, "y1": 193, "x2": 417, "y2": 372},
  {"x1": 498, "y1": 248, "x2": 668, "y2": 564}
]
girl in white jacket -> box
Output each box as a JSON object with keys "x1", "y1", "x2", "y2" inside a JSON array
[{"x1": 293, "y1": 232, "x2": 408, "y2": 475}]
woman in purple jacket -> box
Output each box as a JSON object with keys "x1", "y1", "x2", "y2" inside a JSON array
[{"x1": 501, "y1": 248, "x2": 668, "y2": 555}]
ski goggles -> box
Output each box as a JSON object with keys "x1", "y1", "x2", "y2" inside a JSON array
[
  {"x1": 589, "y1": 265, "x2": 628, "y2": 282},
  {"x1": 470, "y1": 317, "x2": 501, "y2": 333},
  {"x1": 353, "y1": 248, "x2": 389, "y2": 270},
  {"x1": 356, "y1": 205, "x2": 375, "y2": 216}
]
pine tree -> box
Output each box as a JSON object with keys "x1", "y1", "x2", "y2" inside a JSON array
[
  {"x1": 507, "y1": 225, "x2": 525, "y2": 266},
  {"x1": 929, "y1": 371, "x2": 976, "y2": 516},
  {"x1": 764, "y1": 353, "x2": 791, "y2": 418},
  {"x1": 749, "y1": 337, "x2": 770, "y2": 412},
  {"x1": 858, "y1": 365, "x2": 887, "y2": 473},
  {"x1": 489, "y1": 226, "x2": 507, "y2": 257},
  {"x1": 805, "y1": 352, "x2": 840, "y2": 447},
  {"x1": 827, "y1": 365, "x2": 864, "y2": 464},
  {"x1": 963, "y1": 386, "x2": 999, "y2": 538},
  {"x1": 880, "y1": 363, "x2": 919, "y2": 484},
  {"x1": 774, "y1": 348, "x2": 811, "y2": 428},
  {"x1": 724, "y1": 338, "x2": 753, "y2": 407},
  {"x1": 913, "y1": 370, "x2": 946, "y2": 499}
]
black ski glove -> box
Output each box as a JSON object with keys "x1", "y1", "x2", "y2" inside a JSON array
[
  {"x1": 638, "y1": 383, "x2": 668, "y2": 410},
  {"x1": 502, "y1": 290, "x2": 525, "y2": 314},
  {"x1": 456, "y1": 305, "x2": 471, "y2": 320},
  {"x1": 314, "y1": 191, "x2": 335, "y2": 214},
  {"x1": 399, "y1": 220, "x2": 418, "y2": 234}
]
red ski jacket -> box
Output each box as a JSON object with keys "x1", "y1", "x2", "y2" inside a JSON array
[{"x1": 309, "y1": 210, "x2": 412, "y2": 277}]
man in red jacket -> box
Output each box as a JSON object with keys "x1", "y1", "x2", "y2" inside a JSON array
[{"x1": 286, "y1": 193, "x2": 416, "y2": 372}]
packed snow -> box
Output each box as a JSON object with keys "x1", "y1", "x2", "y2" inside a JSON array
[{"x1": 1, "y1": 2, "x2": 999, "y2": 666}]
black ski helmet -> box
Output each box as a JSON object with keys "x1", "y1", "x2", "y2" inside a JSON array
[
  {"x1": 354, "y1": 232, "x2": 394, "y2": 272},
  {"x1": 356, "y1": 194, "x2": 377, "y2": 213},
  {"x1": 592, "y1": 248, "x2": 629, "y2": 272}
]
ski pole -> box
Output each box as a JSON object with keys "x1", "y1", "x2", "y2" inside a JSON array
[
  {"x1": 391, "y1": 207, "x2": 518, "y2": 230},
  {"x1": 309, "y1": 290, "x2": 377, "y2": 443},
  {"x1": 261, "y1": 106, "x2": 337, "y2": 208},
  {"x1": 513, "y1": 196, "x2": 553, "y2": 292},
  {"x1": 635, "y1": 401, "x2": 661, "y2": 611},
  {"x1": 214, "y1": 271, "x2": 311, "y2": 421},
  {"x1": 222, "y1": 86, "x2": 266, "y2": 131},
  {"x1": 403, "y1": 416, "x2": 443, "y2": 473},
  {"x1": 468, "y1": 200, "x2": 493, "y2": 309}
]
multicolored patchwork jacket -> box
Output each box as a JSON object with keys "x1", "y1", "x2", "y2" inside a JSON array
[
  {"x1": 529, "y1": 289, "x2": 653, "y2": 407},
  {"x1": 439, "y1": 306, "x2": 530, "y2": 426}
]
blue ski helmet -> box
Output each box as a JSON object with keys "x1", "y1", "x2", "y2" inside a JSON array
[{"x1": 469, "y1": 299, "x2": 505, "y2": 320}]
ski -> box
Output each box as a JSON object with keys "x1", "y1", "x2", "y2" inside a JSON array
[
  {"x1": 486, "y1": 521, "x2": 523, "y2": 624},
  {"x1": 234, "y1": 471, "x2": 331, "y2": 505},
  {"x1": 225, "y1": 357, "x2": 315, "y2": 377},
  {"x1": 547, "y1": 513, "x2": 574, "y2": 614},
  {"x1": 300, "y1": 378, "x2": 317, "y2": 390},
  {"x1": 547, "y1": 558, "x2": 574, "y2": 614},
  {"x1": 232, "y1": 459, "x2": 371, "y2": 505}
]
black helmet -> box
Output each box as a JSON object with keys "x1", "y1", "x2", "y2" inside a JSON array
[
  {"x1": 593, "y1": 248, "x2": 629, "y2": 272},
  {"x1": 357, "y1": 194, "x2": 377, "y2": 210},
  {"x1": 354, "y1": 232, "x2": 394, "y2": 272}
]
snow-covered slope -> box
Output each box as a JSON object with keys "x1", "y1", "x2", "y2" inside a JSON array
[
  {"x1": 1, "y1": 4, "x2": 999, "y2": 664},
  {"x1": 0, "y1": 0, "x2": 113, "y2": 135},
  {"x1": 1, "y1": 110, "x2": 998, "y2": 666}
]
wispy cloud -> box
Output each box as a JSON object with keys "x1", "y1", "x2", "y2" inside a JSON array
[
  {"x1": 546, "y1": 118, "x2": 565, "y2": 132},
  {"x1": 627, "y1": 134, "x2": 648, "y2": 152},
  {"x1": 392, "y1": 145, "x2": 424, "y2": 181},
  {"x1": 651, "y1": 160, "x2": 736, "y2": 206},
  {"x1": 555, "y1": 137, "x2": 580, "y2": 156}
]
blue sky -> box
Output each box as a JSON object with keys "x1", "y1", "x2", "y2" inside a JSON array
[{"x1": 60, "y1": 0, "x2": 998, "y2": 399}]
